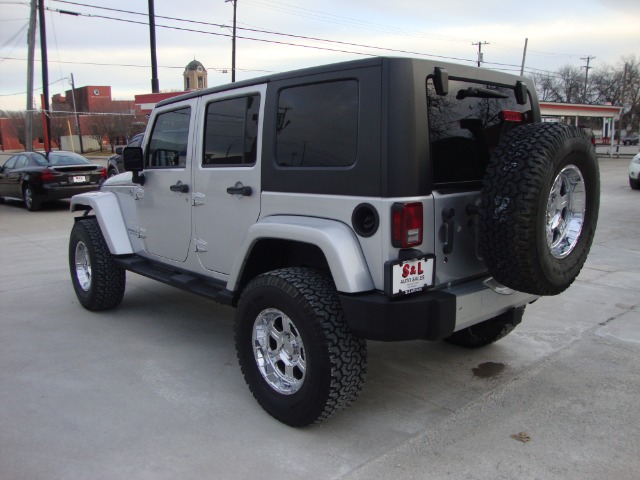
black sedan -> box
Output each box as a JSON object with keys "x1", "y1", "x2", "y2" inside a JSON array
[{"x1": 0, "y1": 151, "x2": 106, "y2": 211}]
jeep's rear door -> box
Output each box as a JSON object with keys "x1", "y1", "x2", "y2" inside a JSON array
[
  {"x1": 192, "y1": 85, "x2": 264, "y2": 275},
  {"x1": 427, "y1": 77, "x2": 532, "y2": 285},
  {"x1": 136, "y1": 101, "x2": 197, "y2": 262}
]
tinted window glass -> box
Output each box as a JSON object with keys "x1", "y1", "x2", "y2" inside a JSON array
[
  {"x1": 15, "y1": 156, "x2": 28, "y2": 169},
  {"x1": 146, "y1": 107, "x2": 191, "y2": 168},
  {"x1": 427, "y1": 79, "x2": 529, "y2": 185},
  {"x1": 203, "y1": 95, "x2": 259, "y2": 166},
  {"x1": 129, "y1": 134, "x2": 143, "y2": 148},
  {"x1": 49, "y1": 152, "x2": 90, "y2": 165},
  {"x1": 276, "y1": 80, "x2": 358, "y2": 168},
  {"x1": 4, "y1": 156, "x2": 18, "y2": 169}
]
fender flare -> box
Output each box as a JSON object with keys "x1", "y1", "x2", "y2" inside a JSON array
[
  {"x1": 229, "y1": 216, "x2": 374, "y2": 294},
  {"x1": 70, "y1": 191, "x2": 133, "y2": 255}
]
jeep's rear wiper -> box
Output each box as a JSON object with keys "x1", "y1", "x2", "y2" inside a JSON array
[{"x1": 456, "y1": 87, "x2": 509, "y2": 100}]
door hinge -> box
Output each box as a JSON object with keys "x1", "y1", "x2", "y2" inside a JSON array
[
  {"x1": 192, "y1": 192, "x2": 205, "y2": 206},
  {"x1": 194, "y1": 238, "x2": 207, "y2": 252}
]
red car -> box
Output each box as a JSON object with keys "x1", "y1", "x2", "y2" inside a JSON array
[{"x1": 0, "y1": 151, "x2": 106, "y2": 211}]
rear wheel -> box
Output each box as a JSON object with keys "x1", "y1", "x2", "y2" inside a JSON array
[
  {"x1": 23, "y1": 184, "x2": 40, "y2": 211},
  {"x1": 235, "y1": 268, "x2": 367, "y2": 427},
  {"x1": 630, "y1": 177, "x2": 640, "y2": 190},
  {"x1": 69, "y1": 218, "x2": 126, "y2": 311},
  {"x1": 445, "y1": 307, "x2": 524, "y2": 348}
]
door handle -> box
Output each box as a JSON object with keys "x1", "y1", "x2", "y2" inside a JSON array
[
  {"x1": 442, "y1": 208, "x2": 455, "y2": 255},
  {"x1": 226, "y1": 184, "x2": 252, "y2": 196},
  {"x1": 170, "y1": 181, "x2": 189, "y2": 193}
]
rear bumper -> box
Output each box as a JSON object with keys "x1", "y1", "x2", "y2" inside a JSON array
[
  {"x1": 38, "y1": 183, "x2": 101, "y2": 201},
  {"x1": 339, "y1": 277, "x2": 538, "y2": 341}
]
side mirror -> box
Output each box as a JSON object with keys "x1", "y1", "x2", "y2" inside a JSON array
[
  {"x1": 123, "y1": 146, "x2": 145, "y2": 185},
  {"x1": 115, "y1": 147, "x2": 123, "y2": 155}
]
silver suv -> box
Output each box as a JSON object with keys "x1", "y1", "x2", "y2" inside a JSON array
[{"x1": 68, "y1": 57, "x2": 599, "y2": 426}]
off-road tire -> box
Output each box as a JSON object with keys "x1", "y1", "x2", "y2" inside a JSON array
[
  {"x1": 234, "y1": 268, "x2": 367, "y2": 427},
  {"x1": 23, "y1": 184, "x2": 41, "y2": 211},
  {"x1": 480, "y1": 123, "x2": 599, "y2": 296},
  {"x1": 69, "y1": 218, "x2": 126, "y2": 311},
  {"x1": 444, "y1": 306, "x2": 524, "y2": 348}
]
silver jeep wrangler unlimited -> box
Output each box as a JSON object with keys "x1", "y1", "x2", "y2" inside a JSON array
[{"x1": 69, "y1": 57, "x2": 599, "y2": 426}]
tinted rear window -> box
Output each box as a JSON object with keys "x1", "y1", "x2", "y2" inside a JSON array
[{"x1": 427, "y1": 79, "x2": 530, "y2": 186}]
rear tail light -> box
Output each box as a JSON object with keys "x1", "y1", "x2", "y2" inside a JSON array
[
  {"x1": 40, "y1": 168, "x2": 55, "y2": 182},
  {"x1": 99, "y1": 167, "x2": 107, "y2": 179},
  {"x1": 392, "y1": 202, "x2": 423, "y2": 248},
  {"x1": 501, "y1": 110, "x2": 523, "y2": 122}
]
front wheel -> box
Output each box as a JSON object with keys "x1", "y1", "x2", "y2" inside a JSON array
[
  {"x1": 69, "y1": 218, "x2": 126, "y2": 311},
  {"x1": 234, "y1": 268, "x2": 367, "y2": 427}
]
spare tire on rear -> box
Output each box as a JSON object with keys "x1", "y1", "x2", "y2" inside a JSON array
[{"x1": 479, "y1": 123, "x2": 599, "y2": 296}]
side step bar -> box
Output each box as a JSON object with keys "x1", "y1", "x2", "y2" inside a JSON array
[{"x1": 114, "y1": 256, "x2": 234, "y2": 305}]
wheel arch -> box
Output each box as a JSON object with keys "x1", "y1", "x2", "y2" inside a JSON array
[
  {"x1": 228, "y1": 216, "x2": 375, "y2": 297},
  {"x1": 70, "y1": 191, "x2": 133, "y2": 255}
]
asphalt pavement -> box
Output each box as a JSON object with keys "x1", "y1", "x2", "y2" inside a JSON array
[{"x1": 0, "y1": 152, "x2": 639, "y2": 480}]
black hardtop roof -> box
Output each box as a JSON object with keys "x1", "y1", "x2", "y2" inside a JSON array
[{"x1": 155, "y1": 56, "x2": 529, "y2": 108}]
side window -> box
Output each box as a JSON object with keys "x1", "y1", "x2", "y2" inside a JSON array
[
  {"x1": 276, "y1": 80, "x2": 358, "y2": 168},
  {"x1": 15, "y1": 156, "x2": 28, "y2": 169},
  {"x1": 203, "y1": 95, "x2": 260, "y2": 167},
  {"x1": 146, "y1": 107, "x2": 191, "y2": 169},
  {"x1": 4, "y1": 157, "x2": 18, "y2": 169},
  {"x1": 129, "y1": 134, "x2": 143, "y2": 148}
]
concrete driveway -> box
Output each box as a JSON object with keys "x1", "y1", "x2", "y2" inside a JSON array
[{"x1": 0, "y1": 154, "x2": 638, "y2": 479}]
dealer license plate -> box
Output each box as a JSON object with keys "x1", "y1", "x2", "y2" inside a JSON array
[
  {"x1": 388, "y1": 256, "x2": 434, "y2": 297},
  {"x1": 72, "y1": 175, "x2": 87, "y2": 183}
]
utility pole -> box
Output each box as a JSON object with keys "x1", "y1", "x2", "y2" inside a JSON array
[
  {"x1": 226, "y1": 0, "x2": 237, "y2": 82},
  {"x1": 70, "y1": 73, "x2": 84, "y2": 153},
  {"x1": 38, "y1": 0, "x2": 51, "y2": 157},
  {"x1": 581, "y1": 55, "x2": 595, "y2": 102},
  {"x1": 148, "y1": 0, "x2": 159, "y2": 93},
  {"x1": 472, "y1": 41, "x2": 489, "y2": 68},
  {"x1": 25, "y1": 0, "x2": 37, "y2": 151}
]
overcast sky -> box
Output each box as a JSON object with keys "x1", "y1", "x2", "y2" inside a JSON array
[{"x1": 1, "y1": 0, "x2": 639, "y2": 111}]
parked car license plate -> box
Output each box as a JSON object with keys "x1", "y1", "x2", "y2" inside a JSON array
[
  {"x1": 72, "y1": 175, "x2": 86, "y2": 183},
  {"x1": 386, "y1": 256, "x2": 434, "y2": 297}
]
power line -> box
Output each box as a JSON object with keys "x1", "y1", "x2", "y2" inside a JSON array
[{"x1": 45, "y1": 2, "x2": 479, "y2": 64}]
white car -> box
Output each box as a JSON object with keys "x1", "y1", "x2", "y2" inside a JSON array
[{"x1": 630, "y1": 153, "x2": 640, "y2": 190}]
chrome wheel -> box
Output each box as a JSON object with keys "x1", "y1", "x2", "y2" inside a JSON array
[
  {"x1": 546, "y1": 165, "x2": 586, "y2": 259},
  {"x1": 74, "y1": 241, "x2": 92, "y2": 292},
  {"x1": 252, "y1": 308, "x2": 306, "y2": 395}
]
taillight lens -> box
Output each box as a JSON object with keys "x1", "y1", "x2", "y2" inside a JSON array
[
  {"x1": 392, "y1": 202, "x2": 423, "y2": 248},
  {"x1": 99, "y1": 167, "x2": 107, "y2": 179},
  {"x1": 501, "y1": 110, "x2": 523, "y2": 122},
  {"x1": 40, "y1": 168, "x2": 55, "y2": 182}
]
